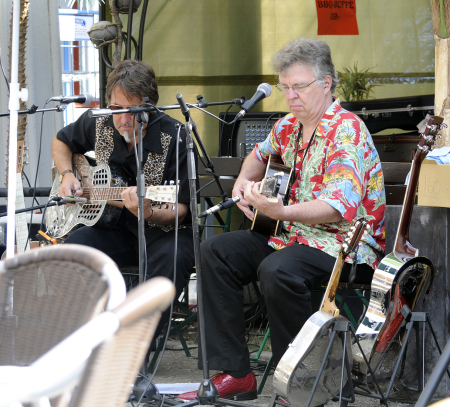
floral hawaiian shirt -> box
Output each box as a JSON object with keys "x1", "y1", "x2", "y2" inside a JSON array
[{"x1": 252, "y1": 98, "x2": 385, "y2": 269}]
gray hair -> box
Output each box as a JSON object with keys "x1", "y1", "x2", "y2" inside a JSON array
[{"x1": 272, "y1": 38, "x2": 339, "y2": 93}]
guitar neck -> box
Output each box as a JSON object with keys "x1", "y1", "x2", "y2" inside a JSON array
[
  {"x1": 82, "y1": 186, "x2": 130, "y2": 201},
  {"x1": 320, "y1": 253, "x2": 345, "y2": 316},
  {"x1": 394, "y1": 116, "x2": 444, "y2": 259},
  {"x1": 393, "y1": 148, "x2": 426, "y2": 257}
]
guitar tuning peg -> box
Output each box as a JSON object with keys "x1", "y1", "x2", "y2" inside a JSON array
[
  {"x1": 24, "y1": 161, "x2": 29, "y2": 166},
  {"x1": 164, "y1": 180, "x2": 168, "y2": 185},
  {"x1": 170, "y1": 180, "x2": 174, "y2": 185},
  {"x1": 365, "y1": 224, "x2": 370, "y2": 230},
  {"x1": 158, "y1": 203, "x2": 162, "y2": 209},
  {"x1": 342, "y1": 243, "x2": 349, "y2": 250},
  {"x1": 364, "y1": 230, "x2": 369, "y2": 236},
  {"x1": 171, "y1": 205, "x2": 175, "y2": 210}
]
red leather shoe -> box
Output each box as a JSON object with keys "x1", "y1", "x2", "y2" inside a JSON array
[{"x1": 178, "y1": 372, "x2": 257, "y2": 402}]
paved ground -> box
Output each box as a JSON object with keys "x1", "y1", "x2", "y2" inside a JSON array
[{"x1": 127, "y1": 331, "x2": 421, "y2": 407}]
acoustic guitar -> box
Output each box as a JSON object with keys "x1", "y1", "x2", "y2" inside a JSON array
[
  {"x1": 251, "y1": 158, "x2": 292, "y2": 235},
  {"x1": 45, "y1": 154, "x2": 178, "y2": 239},
  {"x1": 273, "y1": 217, "x2": 368, "y2": 406},
  {"x1": 352, "y1": 115, "x2": 445, "y2": 377}
]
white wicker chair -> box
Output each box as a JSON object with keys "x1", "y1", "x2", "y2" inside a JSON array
[{"x1": 0, "y1": 276, "x2": 175, "y2": 407}]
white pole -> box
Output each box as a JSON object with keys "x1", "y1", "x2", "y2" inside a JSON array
[{"x1": 6, "y1": 0, "x2": 28, "y2": 259}]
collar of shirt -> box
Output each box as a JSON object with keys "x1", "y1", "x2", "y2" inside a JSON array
[
  {"x1": 105, "y1": 111, "x2": 164, "y2": 155},
  {"x1": 292, "y1": 96, "x2": 342, "y2": 145}
]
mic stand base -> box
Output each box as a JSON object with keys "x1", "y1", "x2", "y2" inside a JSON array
[{"x1": 131, "y1": 376, "x2": 158, "y2": 403}]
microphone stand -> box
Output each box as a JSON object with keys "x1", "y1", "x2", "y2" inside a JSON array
[
  {"x1": 176, "y1": 93, "x2": 217, "y2": 402},
  {"x1": 176, "y1": 94, "x2": 246, "y2": 406},
  {"x1": 0, "y1": 104, "x2": 74, "y2": 117},
  {"x1": 135, "y1": 111, "x2": 148, "y2": 285}
]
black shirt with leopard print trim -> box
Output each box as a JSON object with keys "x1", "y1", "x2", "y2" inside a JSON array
[{"x1": 57, "y1": 110, "x2": 196, "y2": 239}]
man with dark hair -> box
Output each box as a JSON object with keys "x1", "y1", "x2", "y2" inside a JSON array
[
  {"x1": 52, "y1": 59, "x2": 195, "y2": 341},
  {"x1": 179, "y1": 37, "x2": 385, "y2": 403}
]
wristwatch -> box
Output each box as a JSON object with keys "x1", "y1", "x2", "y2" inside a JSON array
[{"x1": 59, "y1": 169, "x2": 73, "y2": 183}]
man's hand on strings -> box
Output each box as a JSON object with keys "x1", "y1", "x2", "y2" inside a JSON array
[
  {"x1": 243, "y1": 181, "x2": 285, "y2": 222},
  {"x1": 59, "y1": 172, "x2": 83, "y2": 198}
]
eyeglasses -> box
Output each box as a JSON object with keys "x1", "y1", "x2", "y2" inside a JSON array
[
  {"x1": 275, "y1": 79, "x2": 317, "y2": 94},
  {"x1": 108, "y1": 104, "x2": 141, "y2": 111}
]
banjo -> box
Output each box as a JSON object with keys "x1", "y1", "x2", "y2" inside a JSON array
[{"x1": 273, "y1": 217, "x2": 368, "y2": 406}]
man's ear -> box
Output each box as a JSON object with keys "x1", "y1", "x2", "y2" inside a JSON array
[{"x1": 323, "y1": 75, "x2": 332, "y2": 93}]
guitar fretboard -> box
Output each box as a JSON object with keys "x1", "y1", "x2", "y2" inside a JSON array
[{"x1": 82, "y1": 187, "x2": 130, "y2": 201}]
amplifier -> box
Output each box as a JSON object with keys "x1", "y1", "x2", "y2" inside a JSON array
[
  {"x1": 219, "y1": 94, "x2": 434, "y2": 159},
  {"x1": 218, "y1": 112, "x2": 287, "y2": 157}
]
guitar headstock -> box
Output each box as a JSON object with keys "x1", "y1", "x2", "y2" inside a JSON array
[
  {"x1": 17, "y1": 141, "x2": 26, "y2": 174},
  {"x1": 341, "y1": 216, "x2": 369, "y2": 258},
  {"x1": 417, "y1": 114, "x2": 446, "y2": 152},
  {"x1": 145, "y1": 184, "x2": 178, "y2": 205}
]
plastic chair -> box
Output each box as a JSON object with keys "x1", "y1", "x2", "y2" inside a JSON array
[
  {"x1": 0, "y1": 244, "x2": 126, "y2": 367},
  {"x1": 0, "y1": 276, "x2": 175, "y2": 407}
]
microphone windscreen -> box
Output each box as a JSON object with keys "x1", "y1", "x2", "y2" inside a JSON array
[
  {"x1": 257, "y1": 83, "x2": 272, "y2": 97},
  {"x1": 82, "y1": 94, "x2": 94, "y2": 106}
]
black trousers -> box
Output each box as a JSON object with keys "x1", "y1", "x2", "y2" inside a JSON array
[
  {"x1": 198, "y1": 229, "x2": 373, "y2": 370},
  {"x1": 65, "y1": 223, "x2": 195, "y2": 339}
]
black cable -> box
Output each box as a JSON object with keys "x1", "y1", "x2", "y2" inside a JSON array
[
  {"x1": 40, "y1": 197, "x2": 55, "y2": 233},
  {"x1": 30, "y1": 103, "x2": 49, "y2": 238},
  {"x1": 218, "y1": 104, "x2": 234, "y2": 156},
  {"x1": 0, "y1": 45, "x2": 10, "y2": 93}
]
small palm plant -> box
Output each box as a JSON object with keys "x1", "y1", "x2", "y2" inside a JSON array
[{"x1": 335, "y1": 63, "x2": 379, "y2": 102}]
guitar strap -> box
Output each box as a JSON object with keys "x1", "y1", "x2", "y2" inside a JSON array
[
  {"x1": 338, "y1": 251, "x2": 358, "y2": 312},
  {"x1": 289, "y1": 125, "x2": 317, "y2": 202}
]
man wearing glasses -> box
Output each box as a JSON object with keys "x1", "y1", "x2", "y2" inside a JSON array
[
  {"x1": 179, "y1": 37, "x2": 385, "y2": 403},
  {"x1": 51, "y1": 59, "x2": 195, "y2": 343}
]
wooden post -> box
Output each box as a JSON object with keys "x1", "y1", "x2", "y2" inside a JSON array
[
  {"x1": 434, "y1": 35, "x2": 450, "y2": 147},
  {"x1": 431, "y1": 0, "x2": 450, "y2": 147}
]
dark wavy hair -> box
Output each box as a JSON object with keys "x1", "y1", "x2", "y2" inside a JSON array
[{"x1": 105, "y1": 60, "x2": 159, "y2": 105}]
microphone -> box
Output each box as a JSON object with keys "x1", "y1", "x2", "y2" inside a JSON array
[
  {"x1": 54, "y1": 196, "x2": 88, "y2": 204},
  {"x1": 235, "y1": 83, "x2": 272, "y2": 121},
  {"x1": 198, "y1": 196, "x2": 240, "y2": 218},
  {"x1": 50, "y1": 93, "x2": 93, "y2": 106},
  {"x1": 88, "y1": 108, "x2": 114, "y2": 118},
  {"x1": 176, "y1": 94, "x2": 190, "y2": 120}
]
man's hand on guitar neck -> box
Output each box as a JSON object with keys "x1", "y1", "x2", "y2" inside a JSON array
[{"x1": 121, "y1": 186, "x2": 188, "y2": 225}]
